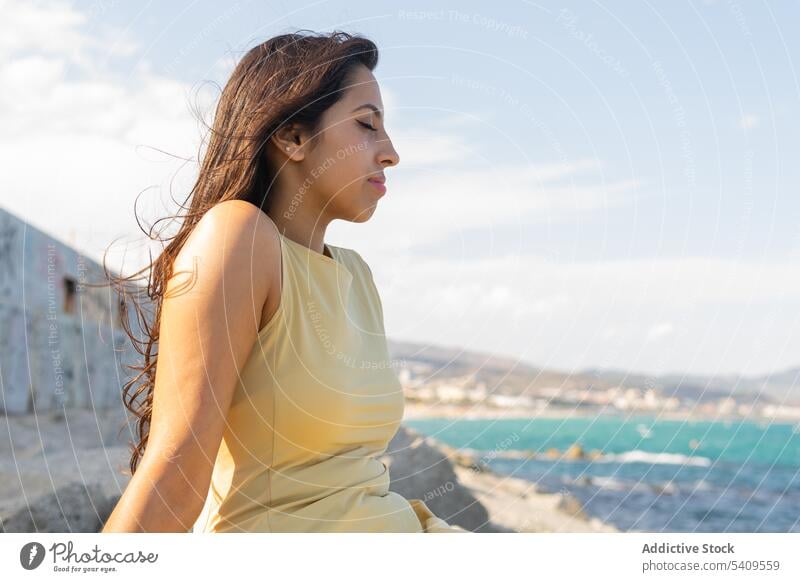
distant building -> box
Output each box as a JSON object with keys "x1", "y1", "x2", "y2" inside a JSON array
[
  {"x1": 465, "y1": 382, "x2": 487, "y2": 402},
  {"x1": 0, "y1": 206, "x2": 142, "y2": 414},
  {"x1": 397, "y1": 367, "x2": 411, "y2": 385},
  {"x1": 487, "y1": 394, "x2": 534, "y2": 408},
  {"x1": 761, "y1": 404, "x2": 800, "y2": 419},
  {"x1": 435, "y1": 384, "x2": 467, "y2": 403}
]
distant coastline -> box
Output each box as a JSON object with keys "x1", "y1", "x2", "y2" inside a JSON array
[{"x1": 403, "y1": 402, "x2": 800, "y2": 423}]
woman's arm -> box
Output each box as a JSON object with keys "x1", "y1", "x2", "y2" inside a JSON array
[{"x1": 102, "y1": 200, "x2": 279, "y2": 532}]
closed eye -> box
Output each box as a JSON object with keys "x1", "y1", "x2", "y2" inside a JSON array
[{"x1": 357, "y1": 120, "x2": 377, "y2": 132}]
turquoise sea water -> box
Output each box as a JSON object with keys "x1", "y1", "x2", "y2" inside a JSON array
[{"x1": 404, "y1": 416, "x2": 800, "y2": 532}]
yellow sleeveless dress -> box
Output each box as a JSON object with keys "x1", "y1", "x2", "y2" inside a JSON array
[{"x1": 191, "y1": 232, "x2": 467, "y2": 533}]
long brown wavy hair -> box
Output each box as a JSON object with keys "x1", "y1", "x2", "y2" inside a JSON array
[{"x1": 102, "y1": 30, "x2": 379, "y2": 477}]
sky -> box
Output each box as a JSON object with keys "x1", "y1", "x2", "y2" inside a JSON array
[{"x1": 1, "y1": 0, "x2": 798, "y2": 378}]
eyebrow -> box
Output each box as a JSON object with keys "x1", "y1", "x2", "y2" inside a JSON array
[{"x1": 351, "y1": 104, "x2": 383, "y2": 120}]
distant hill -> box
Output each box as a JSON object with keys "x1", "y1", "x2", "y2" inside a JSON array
[
  {"x1": 386, "y1": 338, "x2": 799, "y2": 405},
  {"x1": 578, "y1": 366, "x2": 800, "y2": 405},
  {"x1": 388, "y1": 338, "x2": 581, "y2": 395}
]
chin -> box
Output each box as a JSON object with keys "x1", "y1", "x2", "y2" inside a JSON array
[
  {"x1": 347, "y1": 201, "x2": 379, "y2": 223},
  {"x1": 351, "y1": 209, "x2": 375, "y2": 223}
]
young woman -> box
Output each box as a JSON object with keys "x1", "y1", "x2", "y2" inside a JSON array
[{"x1": 101, "y1": 30, "x2": 467, "y2": 533}]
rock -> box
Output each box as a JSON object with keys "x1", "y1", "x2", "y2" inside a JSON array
[
  {"x1": 452, "y1": 465, "x2": 618, "y2": 532},
  {"x1": 383, "y1": 426, "x2": 505, "y2": 532},
  {"x1": 1, "y1": 482, "x2": 119, "y2": 532},
  {"x1": 0, "y1": 412, "x2": 132, "y2": 533},
  {"x1": 556, "y1": 492, "x2": 588, "y2": 520},
  {"x1": 651, "y1": 481, "x2": 677, "y2": 495},
  {"x1": 563, "y1": 444, "x2": 586, "y2": 460}
]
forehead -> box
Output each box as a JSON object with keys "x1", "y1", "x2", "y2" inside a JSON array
[{"x1": 339, "y1": 65, "x2": 383, "y2": 110}]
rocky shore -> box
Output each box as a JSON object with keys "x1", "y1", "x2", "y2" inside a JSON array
[
  {"x1": 1, "y1": 408, "x2": 618, "y2": 533},
  {"x1": 386, "y1": 426, "x2": 618, "y2": 533}
]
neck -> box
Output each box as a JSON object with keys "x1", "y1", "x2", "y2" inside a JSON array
[
  {"x1": 266, "y1": 209, "x2": 331, "y2": 258},
  {"x1": 264, "y1": 166, "x2": 334, "y2": 257}
]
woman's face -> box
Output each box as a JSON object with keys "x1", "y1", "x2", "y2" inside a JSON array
[{"x1": 286, "y1": 64, "x2": 400, "y2": 223}]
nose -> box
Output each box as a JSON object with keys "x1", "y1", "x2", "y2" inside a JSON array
[{"x1": 378, "y1": 135, "x2": 400, "y2": 168}]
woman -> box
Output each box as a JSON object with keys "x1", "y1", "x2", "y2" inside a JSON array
[{"x1": 101, "y1": 30, "x2": 467, "y2": 533}]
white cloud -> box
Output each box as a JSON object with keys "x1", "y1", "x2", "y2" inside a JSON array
[
  {"x1": 0, "y1": 0, "x2": 139, "y2": 67},
  {"x1": 645, "y1": 322, "x2": 675, "y2": 342},
  {"x1": 0, "y1": 0, "x2": 204, "y2": 272},
  {"x1": 0, "y1": 0, "x2": 87, "y2": 59},
  {"x1": 375, "y1": 254, "x2": 800, "y2": 376},
  {"x1": 382, "y1": 126, "x2": 478, "y2": 167},
  {"x1": 334, "y1": 155, "x2": 639, "y2": 254}
]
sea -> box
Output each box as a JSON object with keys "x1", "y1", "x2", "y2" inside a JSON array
[{"x1": 404, "y1": 415, "x2": 800, "y2": 532}]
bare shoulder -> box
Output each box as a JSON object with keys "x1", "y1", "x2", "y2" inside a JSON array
[
  {"x1": 174, "y1": 200, "x2": 280, "y2": 283},
  {"x1": 190, "y1": 199, "x2": 280, "y2": 253}
]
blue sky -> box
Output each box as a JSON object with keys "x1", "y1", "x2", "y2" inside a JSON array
[{"x1": 1, "y1": 0, "x2": 798, "y2": 377}]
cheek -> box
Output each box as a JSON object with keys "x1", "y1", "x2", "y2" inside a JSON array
[
  {"x1": 335, "y1": 131, "x2": 371, "y2": 178},
  {"x1": 315, "y1": 126, "x2": 357, "y2": 168},
  {"x1": 306, "y1": 125, "x2": 375, "y2": 207},
  {"x1": 321, "y1": 148, "x2": 371, "y2": 196}
]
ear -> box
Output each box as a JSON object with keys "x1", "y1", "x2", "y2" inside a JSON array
[{"x1": 270, "y1": 122, "x2": 307, "y2": 161}]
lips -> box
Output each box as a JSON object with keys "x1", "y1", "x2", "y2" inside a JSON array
[{"x1": 367, "y1": 177, "x2": 387, "y2": 194}]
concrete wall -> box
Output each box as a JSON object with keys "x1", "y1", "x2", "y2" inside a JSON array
[{"x1": 0, "y1": 207, "x2": 143, "y2": 414}]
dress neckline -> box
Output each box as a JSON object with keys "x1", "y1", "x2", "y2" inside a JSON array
[{"x1": 277, "y1": 232, "x2": 345, "y2": 270}]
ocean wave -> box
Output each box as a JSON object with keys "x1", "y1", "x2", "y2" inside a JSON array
[
  {"x1": 568, "y1": 475, "x2": 679, "y2": 494},
  {"x1": 692, "y1": 479, "x2": 712, "y2": 491},
  {"x1": 597, "y1": 450, "x2": 712, "y2": 466}
]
